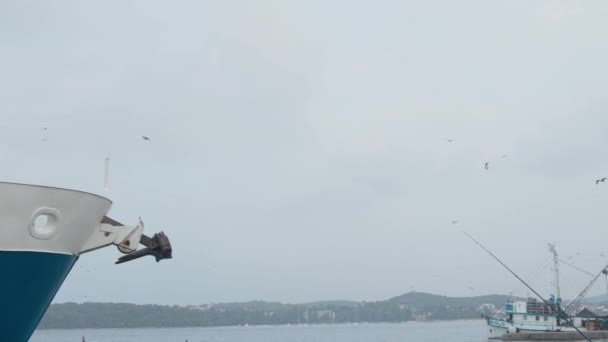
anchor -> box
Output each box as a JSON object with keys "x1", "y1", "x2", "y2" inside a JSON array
[
  {"x1": 115, "y1": 232, "x2": 172, "y2": 264},
  {"x1": 80, "y1": 216, "x2": 173, "y2": 264}
]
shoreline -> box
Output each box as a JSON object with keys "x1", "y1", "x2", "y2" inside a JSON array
[{"x1": 37, "y1": 318, "x2": 485, "y2": 331}]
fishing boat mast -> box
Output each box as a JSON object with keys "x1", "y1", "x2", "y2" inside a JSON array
[{"x1": 549, "y1": 243, "x2": 561, "y2": 301}]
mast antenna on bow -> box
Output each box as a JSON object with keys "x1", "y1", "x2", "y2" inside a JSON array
[{"x1": 104, "y1": 157, "x2": 110, "y2": 196}]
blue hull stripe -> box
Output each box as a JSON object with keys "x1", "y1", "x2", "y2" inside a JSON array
[{"x1": 0, "y1": 251, "x2": 77, "y2": 342}]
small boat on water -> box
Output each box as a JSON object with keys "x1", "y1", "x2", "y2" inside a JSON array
[{"x1": 0, "y1": 182, "x2": 172, "y2": 342}]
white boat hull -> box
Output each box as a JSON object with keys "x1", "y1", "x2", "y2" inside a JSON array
[{"x1": 0, "y1": 182, "x2": 112, "y2": 342}]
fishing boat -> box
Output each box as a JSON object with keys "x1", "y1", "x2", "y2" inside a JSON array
[
  {"x1": 0, "y1": 182, "x2": 172, "y2": 342},
  {"x1": 486, "y1": 243, "x2": 570, "y2": 338},
  {"x1": 485, "y1": 243, "x2": 608, "y2": 339},
  {"x1": 486, "y1": 296, "x2": 576, "y2": 339}
]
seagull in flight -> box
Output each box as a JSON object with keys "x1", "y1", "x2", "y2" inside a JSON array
[
  {"x1": 446, "y1": 139, "x2": 454, "y2": 143},
  {"x1": 500, "y1": 154, "x2": 508, "y2": 159},
  {"x1": 142, "y1": 136, "x2": 151, "y2": 141},
  {"x1": 596, "y1": 178, "x2": 606, "y2": 185},
  {"x1": 451, "y1": 220, "x2": 458, "y2": 224},
  {"x1": 484, "y1": 162, "x2": 489, "y2": 170}
]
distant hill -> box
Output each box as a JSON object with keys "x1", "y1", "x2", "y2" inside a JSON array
[
  {"x1": 39, "y1": 292, "x2": 510, "y2": 329},
  {"x1": 304, "y1": 300, "x2": 359, "y2": 308},
  {"x1": 388, "y1": 291, "x2": 520, "y2": 308},
  {"x1": 583, "y1": 294, "x2": 608, "y2": 305}
]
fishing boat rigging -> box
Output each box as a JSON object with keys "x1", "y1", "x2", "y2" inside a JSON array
[{"x1": 563, "y1": 265, "x2": 608, "y2": 315}]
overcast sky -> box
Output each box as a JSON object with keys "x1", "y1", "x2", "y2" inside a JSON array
[{"x1": 2, "y1": 1, "x2": 608, "y2": 305}]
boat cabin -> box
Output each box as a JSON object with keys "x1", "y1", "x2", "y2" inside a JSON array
[{"x1": 504, "y1": 298, "x2": 561, "y2": 331}]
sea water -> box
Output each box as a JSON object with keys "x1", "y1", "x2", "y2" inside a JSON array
[
  {"x1": 31, "y1": 320, "x2": 608, "y2": 342},
  {"x1": 30, "y1": 320, "x2": 488, "y2": 342}
]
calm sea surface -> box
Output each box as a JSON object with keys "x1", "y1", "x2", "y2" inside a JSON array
[
  {"x1": 31, "y1": 320, "x2": 490, "y2": 342},
  {"x1": 30, "y1": 320, "x2": 608, "y2": 342}
]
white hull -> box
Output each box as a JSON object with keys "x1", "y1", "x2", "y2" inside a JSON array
[
  {"x1": 0, "y1": 182, "x2": 112, "y2": 255},
  {"x1": 487, "y1": 317, "x2": 581, "y2": 339}
]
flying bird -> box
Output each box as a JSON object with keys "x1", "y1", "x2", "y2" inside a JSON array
[
  {"x1": 451, "y1": 220, "x2": 458, "y2": 224},
  {"x1": 484, "y1": 162, "x2": 489, "y2": 170},
  {"x1": 142, "y1": 136, "x2": 151, "y2": 141},
  {"x1": 446, "y1": 139, "x2": 454, "y2": 143},
  {"x1": 596, "y1": 178, "x2": 606, "y2": 185},
  {"x1": 500, "y1": 154, "x2": 508, "y2": 159}
]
